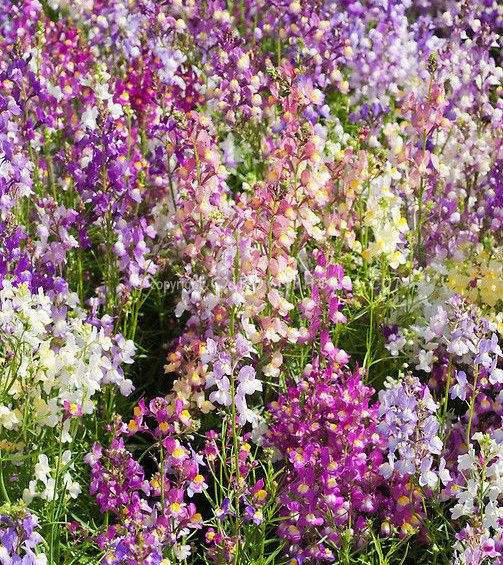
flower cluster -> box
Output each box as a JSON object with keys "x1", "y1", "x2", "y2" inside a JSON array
[
  {"x1": 202, "y1": 337, "x2": 263, "y2": 426},
  {"x1": 267, "y1": 360, "x2": 409, "y2": 561},
  {"x1": 377, "y1": 375, "x2": 449, "y2": 489},
  {"x1": 0, "y1": 0, "x2": 501, "y2": 563},
  {"x1": 0, "y1": 505, "x2": 47, "y2": 564},
  {"x1": 451, "y1": 433, "x2": 503, "y2": 565},
  {"x1": 86, "y1": 399, "x2": 206, "y2": 564},
  {"x1": 0, "y1": 280, "x2": 134, "y2": 437}
]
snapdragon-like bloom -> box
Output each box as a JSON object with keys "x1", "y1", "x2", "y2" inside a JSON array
[
  {"x1": 24, "y1": 451, "x2": 81, "y2": 504},
  {"x1": 203, "y1": 336, "x2": 262, "y2": 425},
  {"x1": 383, "y1": 325, "x2": 407, "y2": 357},
  {"x1": 299, "y1": 251, "x2": 351, "y2": 363},
  {"x1": 451, "y1": 433, "x2": 503, "y2": 565},
  {"x1": 378, "y1": 375, "x2": 449, "y2": 489},
  {"x1": 86, "y1": 399, "x2": 206, "y2": 564},
  {"x1": 0, "y1": 280, "x2": 134, "y2": 439},
  {"x1": 268, "y1": 360, "x2": 393, "y2": 561},
  {"x1": 0, "y1": 506, "x2": 47, "y2": 564}
]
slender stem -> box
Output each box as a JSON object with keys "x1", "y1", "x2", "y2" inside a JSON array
[
  {"x1": 466, "y1": 365, "x2": 479, "y2": 445},
  {"x1": 0, "y1": 454, "x2": 11, "y2": 503},
  {"x1": 49, "y1": 420, "x2": 64, "y2": 564}
]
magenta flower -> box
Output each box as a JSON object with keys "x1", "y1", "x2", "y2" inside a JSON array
[{"x1": 63, "y1": 401, "x2": 83, "y2": 420}]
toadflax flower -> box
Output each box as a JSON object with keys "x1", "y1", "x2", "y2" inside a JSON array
[
  {"x1": 450, "y1": 432, "x2": 503, "y2": 565},
  {"x1": 377, "y1": 375, "x2": 450, "y2": 489},
  {"x1": 0, "y1": 505, "x2": 47, "y2": 564},
  {"x1": 267, "y1": 358, "x2": 394, "y2": 561}
]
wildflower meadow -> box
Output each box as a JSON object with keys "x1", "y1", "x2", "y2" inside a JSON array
[{"x1": 0, "y1": 1, "x2": 502, "y2": 563}]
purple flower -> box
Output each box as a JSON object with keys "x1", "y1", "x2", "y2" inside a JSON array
[
  {"x1": 215, "y1": 498, "x2": 233, "y2": 519},
  {"x1": 378, "y1": 376, "x2": 445, "y2": 486},
  {"x1": 451, "y1": 371, "x2": 469, "y2": 401},
  {"x1": 245, "y1": 505, "x2": 263, "y2": 525},
  {"x1": 0, "y1": 509, "x2": 44, "y2": 562}
]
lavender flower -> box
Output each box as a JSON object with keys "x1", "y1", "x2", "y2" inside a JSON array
[
  {"x1": 378, "y1": 376, "x2": 450, "y2": 489},
  {"x1": 0, "y1": 506, "x2": 47, "y2": 564}
]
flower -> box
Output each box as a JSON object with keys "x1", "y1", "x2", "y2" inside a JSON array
[
  {"x1": 267, "y1": 360, "x2": 394, "y2": 560},
  {"x1": 378, "y1": 376, "x2": 446, "y2": 488},
  {"x1": 0, "y1": 507, "x2": 47, "y2": 564},
  {"x1": 63, "y1": 401, "x2": 83, "y2": 420}
]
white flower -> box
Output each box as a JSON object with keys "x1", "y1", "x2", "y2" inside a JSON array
[
  {"x1": 451, "y1": 501, "x2": 473, "y2": 520},
  {"x1": 250, "y1": 413, "x2": 269, "y2": 446},
  {"x1": 63, "y1": 472, "x2": 81, "y2": 499},
  {"x1": 416, "y1": 349, "x2": 434, "y2": 372},
  {"x1": 23, "y1": 481, "x2": 37, "y2": 504},
  {"x1": 419, "y1": 469, "x2": 437, "y2": 489},
  {"x1": 385, "y1": 333, "x2": 406, "y2": 356},
  {"x1": 452, "y1": 433, "x2": 503, "y2": 532},
  {"x1": 108, "y1": 100, "x2": 123, "y2": 119},
  {"x1": 47, "y1": 83, "x2": 63, "y2": 101},
  {"x1": 41, "y1": 477, "x2": 56, "y2": 501},
  {"x1": 389, "y1": 250, "x2": 407, "y2": 269},
  {"x1": 447, "y1": 338, "x2": 469, "y2": 357},
  {"x1": 0, "y1": 405, "x2": 19, "y2": 430},
  {"x1": 35, "y1": 455, "x2": 51, "y2": 482},
  {"x1": 81, "y1": 107, "x2": 98, "y2": 130},
  {"x1": 438, "y1": 458, "x2": 452, "y2": 486},
  {"x1": 482, "y1": 500, "x2": 502, "y2": 530},
  {"x1": 94, "y1": 82, "x2": 111, "y2": 101},
  {"x1": 458, "y1": 450, "x2": 476, "y2": 472},
  {"x1": 489, "y1": 367, "x2": 503, "y2": 384},
  {"x1": 173, "y1": 544, "x2": 191, "y2": 560}
]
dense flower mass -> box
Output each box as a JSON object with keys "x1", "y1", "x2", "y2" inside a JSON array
[
  {"x1": 86, "y1": 407, "x2": 206, "y2": 564},
  {"x1": 0, "y1": 0, "x2": 501, "y2": 563},
  {"x1": 0, "y1": 505, "x2": 47, "y2": 564},
  {"x1": 268, "y1": 361, "x2": 388, "y2": 561},
  {"x1": 377, "y1": 375, "x2": 447, "y2": 488}
]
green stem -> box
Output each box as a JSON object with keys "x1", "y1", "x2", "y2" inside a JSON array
[
  {"x1": 0, "y1": 454, "x2": 11, "y2": 503},
  {"x1": 49, "y1": 421, "x2": 64, "y2": 564},
  {"x1": 466, "y1": 365, "x2": 479, "y2": 445}
]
